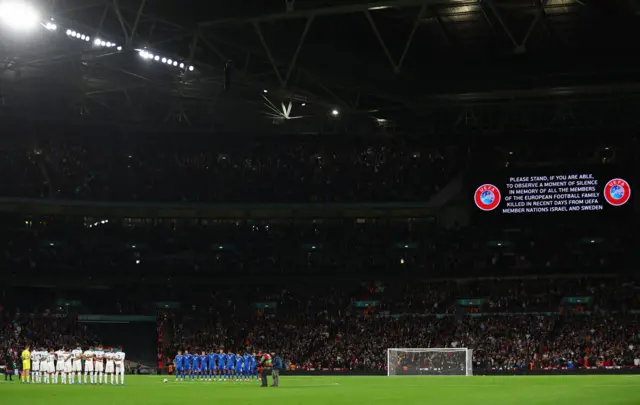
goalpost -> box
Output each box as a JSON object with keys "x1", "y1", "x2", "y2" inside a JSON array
[{"x1": 387, "y1": 348, "x2": 473, "y2": 376}]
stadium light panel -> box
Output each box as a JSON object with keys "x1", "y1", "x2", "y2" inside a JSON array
[{"x1": 0, "y1": 2, "x2": 40, "y2": 31}]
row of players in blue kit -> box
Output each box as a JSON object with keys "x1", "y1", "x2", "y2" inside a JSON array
[{"x1": 174, "y1": 350, "x2": 259, "y2": 382}]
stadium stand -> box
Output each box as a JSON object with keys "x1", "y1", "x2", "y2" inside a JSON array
[
  {"x1": 0, "y1": 137, "x2": 459, "y2": 202},
  {"x1": 0, "y1": 123, "x2": 637, "y2": 375}
]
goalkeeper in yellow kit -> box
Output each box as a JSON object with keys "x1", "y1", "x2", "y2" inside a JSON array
[{"x1": 21, "y1": 345, "x2": 31, "y2": 384}]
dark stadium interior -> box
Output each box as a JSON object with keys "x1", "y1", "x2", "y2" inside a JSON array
[{"x1": 1, "y1": 1, "x2": 640, "y2": 399}]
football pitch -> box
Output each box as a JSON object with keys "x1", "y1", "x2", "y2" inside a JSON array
[{"x1": 1, "y1": 375, "x2": 638, "y2": 405}]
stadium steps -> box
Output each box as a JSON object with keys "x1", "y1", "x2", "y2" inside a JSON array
[
  {"x1": 36, "y1": 158, "x2": 54, "y2": 197},
  {"x1": 427, "y1": 172, "x2": 463, "y2": 209}
]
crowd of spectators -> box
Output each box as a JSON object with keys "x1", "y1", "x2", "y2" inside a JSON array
[
  {"x1": 0, "y1": 306, "x2": 99, "y2": 361},
  {"x1": 0, "y1": 137, "x2": 460, "y2": 202},
  {"x1": 1, "y1": 238, "x2": 639, "y2": 373},
  {"x1": 0, "y1": 217, "x2": 631, "y2": 285},
  {"x1": 154, "y1": 275, "x2": 640, "y2": 372}
]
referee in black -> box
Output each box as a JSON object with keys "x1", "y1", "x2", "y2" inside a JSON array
[{"x1": 3, "y1": 348, "x2": 15, "y2": 381}]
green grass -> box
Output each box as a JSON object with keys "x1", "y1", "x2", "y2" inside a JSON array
[{"x1": 1, "y1": 375, "x2": 638, "y2": 405}]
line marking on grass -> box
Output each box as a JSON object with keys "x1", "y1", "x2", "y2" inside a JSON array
[
  {"x1": 283, "y1": 383, "x2": 341, "y2": 388},
  {"x1": 159, "y1": 382, "x2": 340, "y2": 388},
  {"x1": 404, "y1": 384, "x2": 638, "y2": 388}
]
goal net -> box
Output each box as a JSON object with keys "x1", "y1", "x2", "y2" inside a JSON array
[{"x1": 387, "y1": 348, "x2": 473, "y2": 376}]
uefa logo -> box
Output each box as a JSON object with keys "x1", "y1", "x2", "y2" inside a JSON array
[
  {"x1": 474, "y1": 184, "x2": 501, "y2": 211},
  {"x1": 603, "y1": 178, "x2": 631, "y2": 206}
]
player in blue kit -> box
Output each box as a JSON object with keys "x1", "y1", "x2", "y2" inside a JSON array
[
  {"x1": 192, "y1": 352, "x2": 201, "y2": 381},
  {"x1": 234, "y1": 353, "x2": 244, "y2": 382},
  {"x1": 242, "y1": 353, "x2": 251, "y2": 382},
  {"x1": 174, "y1": 351, "x2": 184, "y2": 381},
  {"x1": 207, "y1": 351, "x2": 216, "y2": 381},
  {"x1": 218, "y1": 350, "x2": 227, "y2": 381},
  {"x1": 250, "y1": 353, "x2": 258, "y2": 381},
  {"x1": 183, "y1": 350, "x2": 193, "y2": 381},
  {"x1": 198, "y1": 351, "x2": 208, "y2": 380},
  {"x1": 226, "y1": 350, "x2": 235, "y2": 381}
]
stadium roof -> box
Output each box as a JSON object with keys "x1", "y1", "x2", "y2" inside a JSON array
[{"x1": 2, "y1": 0, "x2": 640, "y2": 133}]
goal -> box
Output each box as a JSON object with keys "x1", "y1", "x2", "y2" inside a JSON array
[{"x1": 387, "y1": 348, "x2": 473, "y2": 376}]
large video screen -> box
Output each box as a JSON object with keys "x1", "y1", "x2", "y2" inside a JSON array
[{"x1": 472, "y1": 168, "x2": 632, "y2": 218}]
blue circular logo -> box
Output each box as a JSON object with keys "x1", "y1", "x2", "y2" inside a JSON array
[
  {"x1": 480, "y1": 190, "x2": 495, "y2": 205},
  {"x1": 610, "y1": 185, "x2": 625, "y2": 200}
]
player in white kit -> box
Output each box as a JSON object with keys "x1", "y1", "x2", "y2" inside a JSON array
[
  {"x1": 30, "y1": 350, "x2": 41, "y2": 384},
  {"x1": 55, "y1": 349, "x2": 67, "y2": 384},
  {"x1": 37, "y1": 349, "x2": 47, "y2": 383},
  {"x1": 94, "y1": 347, "x2": 105, "y2": 385},
  {"x1": 64, "y1": 349, "x2": 73, "y2": 384},
  {"x1": 114, "y1": 348, "x2": 126, "y2": 386},
  {"x1": 83, "y1": 347, "x2": 95, "y2": 385},
  {"x1": 105, "y1": 350, "x2": 116, "y2": 385},
  {"x1": 71, "y1": 347, "x2": 83, "y2": 384},
  {"x1": 40, "y1": 350, "x2": 49, "y2": 383},
  {"x1": 45, "y1": 350, "x2": 56, "y2": 384}
]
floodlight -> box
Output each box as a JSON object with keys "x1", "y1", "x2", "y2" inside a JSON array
[
  {"x1": 332, "y1": 109, "x2": 339, "y2": 116},
  {"x1": 70, "y1": 30, "x2": 76, "y2": 37},
  {"x1": 44, "y1": 22, "x2": 56, "y2": 30},
  {"x1": 66, "y1": 29, "x2": 71, "y2": 35},
  {"x1": 100, "y1": 40, "x2": 106, "y2": 46},
  {"x1": 167, "y1": 59, "x2": 173, "y2": 65},
  {"x1": 154, "y1": 55, "x2": 159, "y2": 61},
  {"x1": 0, "y1": 2, "x2": 40, "y2": 31},
  {"x1": 161, "y1": 57, "x2": 167, "y2": 63},
  {"x1": 117, "y1": 46, "x2": 122, "y2": 51},
  {"x1": 80, "y1": 35, "x2": 86, "y2": 40},
  {"x1": 172, "y1": 61, "x2": 178, "y2": 67},
  {"x1": 94, "y1": 38, "x2": 101, "y2": 45},
  {"x1": 179, "y1": 63, "x2": 184, "y2": 68},
  {"x1": 85, "y1": 36, "x2": 90, "y2": 42},
  {"x1": 188, "y1": 65, "x2": 194, "y2": 71}
]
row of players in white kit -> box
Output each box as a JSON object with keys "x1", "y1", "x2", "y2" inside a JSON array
[{"x1": 30, "y1": 347, "x2": 126, "y2": 385}]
